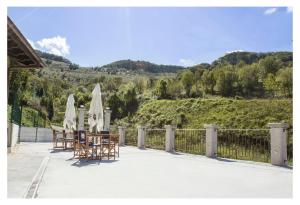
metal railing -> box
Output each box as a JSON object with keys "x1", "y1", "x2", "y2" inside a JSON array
[
  {"x1": 217, "y1": 129, "x2": 271, "y2": 163},
  {"x1": 125, "y1": 128, "x2": 137, "y2": 146},
  {"x1": 145, "y1": 129, "x2": 165, "y2": 150},
  {"x1": 175, "y1": 129, "x2": 206, "y2": 155},
  {"x1": 112, "y1": 124, "x2": 293, "y2": 166}
]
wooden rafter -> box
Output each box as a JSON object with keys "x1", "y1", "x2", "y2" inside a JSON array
[{"x1": 7, "y1": 16, "x2": 44, "y2": 68}]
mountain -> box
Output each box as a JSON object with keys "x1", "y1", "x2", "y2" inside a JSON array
[
  {"x1": 35, "y1": 50, "x2": 293, "y2": 74},
  {"x1": 211, "y1": 51, "x2": 292, "y2": 67},
  {"x1": 95, "y1": 59, "x2": 185, "y2": 73},
  {"x1": 35, "y1": 50, "x2": 185, "y2": 73},
  {"x1": 35, "y1": 50, "x2": 71, "y2": 64}
]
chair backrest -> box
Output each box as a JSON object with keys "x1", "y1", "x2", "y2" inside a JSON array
[
  {"x1": 100, "y1": 130, "x2": 110, "y2": 140},
  {"x1": 78, "y1": 130, "x2": 86, "y2": 141},
  {"x1": 73, "y1": 130, "x2": 86, "y2": 141}
]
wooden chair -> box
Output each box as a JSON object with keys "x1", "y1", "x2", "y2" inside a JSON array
[
  {"x1": 73, "y1": 130, "x2": 89, "y2": 159},
  {"x1": 64, "y1": 130, "x2": 74, "y2": 150},
  {"x1": 101, "y1": 134, "x2": 118, "y2": 160},
  {"x1": 51, "y1": 126, "x2": 65, "y2": 149},
  {"x1": 86, "y1": 133, "x2": 102, "y2": 160}
]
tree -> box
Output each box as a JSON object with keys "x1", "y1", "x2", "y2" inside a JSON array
[
  {"x1": 8, "y1": 69, "x2": 30, "y2": 104},
  {"x1": 194, "y1": 68, "x2": 204, "y2": 96},
  {"x1": 167, "y1": 80, "x2": 182, "y2": 99},
  {"x1": 146, "y1": 77, "x2": 156, "y2": 89},
  {"x1": 47, "y1": 98, "x2": 54, "y2": 120},
  {"x1": 237, "y1": 66, "x2": 260, "y2": 97},
  {"x1": 69, "y1": 63, "x2": 80, "y2": 70},
  {"x1": 276, "y1": 68, "x2": 293, "y2": 98},
  {"x1": 107, "y1": 93, "x2": 125, "y2": 120},
  {"x1": 156, "y1": 79, "x2": 168, "y2": 99},
  {"x1": 181, "y1": 70, "x2": 194, "y2": 97},
  {"x1": 201, "y1": 70, "x2": 216, "y2": 95},
  {"x1": 258, "y1": 56, "x2": 281, "y2": 79},
  {"x1": 215, "y1": 70, "x2": 237, "y2": 97},
  {"x1": 45, "y1": 59, "x2": 52, "y2": 65},
  {"x1": 263, "y1": 73, "x2": 279, "y2": 97},
  {"x1": 123, "y1": 86, "x2": 139, "y2": 116},
  {"x1": 134, "y1": 77, "x2": 147, "y2": 94}
]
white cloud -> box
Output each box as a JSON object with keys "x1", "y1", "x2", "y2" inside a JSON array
[
  {"x1": 179, "y1": 58, "x2": 196, "y2": 67},
  {"x1": 36, "y1": 36, "x2": 70, "y2": 56},
  {"x1": 225, "y1": 50, "x2": 244, "y2": 54},
  {"x1": 287, "y1": 7, "x2": 293, "y2": 13},
  {"x1": 264, "y1": 8, "x2": 277, "y2": 15},
  {"x1": 26, "y1": 38, "x2": 36, "y2": 49}
]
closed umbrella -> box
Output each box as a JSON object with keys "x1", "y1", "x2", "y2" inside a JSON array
[
  {"x1": 88, "y1": 83, "x2": 104, "y2": 133},
  {"x1": 63, "y1": 94, "x2": 77, "y2": 132}
]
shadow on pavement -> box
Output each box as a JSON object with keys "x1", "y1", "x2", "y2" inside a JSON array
[
  {"x1": 213, "y1": 157, "x2": 236, "y2": 163},
  {"x1": 50, "y1": 149, "x2": 73, "y2": 153},
  {"x1": 71, "y1": 159, "x2": 119, "y2": 167},
  {"x1": 168, "y1": 152, "x2": 183, "y2": 155}
]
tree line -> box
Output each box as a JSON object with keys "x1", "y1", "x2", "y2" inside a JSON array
[
  {"x1": 8, "y1": 51, "x2": 293, "y2": 126},
  {"x1": 155, "y1": 55, "x2": 292, "y2": 99}
]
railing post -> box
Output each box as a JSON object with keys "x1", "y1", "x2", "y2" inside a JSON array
[
  {"x1": 204, "y1": 124, "x2": 218, "y2": 158},
  {"x1": 268, "y1": 123, "x2": 289, "y2": 166},
  {"x1": 78, "y1": 105, "x2": 85, "y2": 131},
  {"x1": 104, "y1": 108, "x2": 112, "y2": 131},
  {"x1": 165, "y1": 125, "x2": 175, "y2": 152},
  {"x1": 118, "y1": 126, "x2": 126, "y2": 146},
  {"x1": 137, "y1": 125, "x2": 146, "y2": 149}
]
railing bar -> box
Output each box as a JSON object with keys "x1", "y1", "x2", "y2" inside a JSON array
[
  {"x1": 176, "y1": 129, "x2": 206, "y2": 131},
  {"x1": 219, "y1": 129, "x2": 269, "y2": 131}
]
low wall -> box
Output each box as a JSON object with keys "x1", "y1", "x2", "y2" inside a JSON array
[{"x1": 20, "y1": 126, "x2": 52, "y2": 142}]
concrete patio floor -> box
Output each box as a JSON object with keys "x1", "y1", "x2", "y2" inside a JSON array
[{"x1": 8, "y1": 143, "x2": 292, "y2": 198}]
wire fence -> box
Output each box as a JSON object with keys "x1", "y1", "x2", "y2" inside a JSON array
[
  {"x1": 125, "y1": 128, "x2": 137, "y2": 146},
  {"x1": 145, "y1": 129, "x2": 165, "y2": 150},
  {"x1": 175, "y1": 129, "x2": 206, "y2": 155},
  {"x1": 287, "y1": 128, "x2": 293, "y2": 166},
  {"x1": 217, "y1": 129, "x2": 271, "y2": 163}
]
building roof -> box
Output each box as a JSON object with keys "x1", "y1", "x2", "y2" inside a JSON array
[{"x1": 7, "y1": 16, "x2": 44, "y2": 68}]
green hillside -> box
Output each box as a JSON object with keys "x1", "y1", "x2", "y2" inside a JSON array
[
  {"x1": 8, "y1": 50, "x2": 293, "y2": 128},
  {"x1": 96, "y1": 59, "x2": 185, "y2": 74},
  {"x1": 121, "y1": 98, "x2": 292, "y2": 129}
]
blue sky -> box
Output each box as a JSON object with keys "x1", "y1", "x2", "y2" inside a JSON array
[{"x1": 8, "y1": 7, "x2": 292, "y2": 67}]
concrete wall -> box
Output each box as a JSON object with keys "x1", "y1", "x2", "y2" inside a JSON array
[{"x1": 20, "y1": 126, "x2": 52, "y2": 142}]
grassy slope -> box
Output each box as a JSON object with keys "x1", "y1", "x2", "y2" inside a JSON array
[
  {"x1": 8, "y1": 105, "x2": 48, "y2": 127},
  {"x1": 129, "y1": 98, "x2": 292, "y2": 129}
]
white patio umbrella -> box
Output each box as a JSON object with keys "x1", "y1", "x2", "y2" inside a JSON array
[
  {"x1": 88, "y1": 83, "x2": 104, "y2": 133},
  {"x1": 63, "y1": 94, "x2": 77, "y2": 132}
]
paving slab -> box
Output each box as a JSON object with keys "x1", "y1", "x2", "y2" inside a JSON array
[
  {"x1": 7, "y1": 143, "x2": 292, "y2": 198},
  {"x1": 36, "y1": 145, "x2": 292, "y2": 198},
  {"x1": 7, "y1": 143, "x2": 52, "y2": 198}
]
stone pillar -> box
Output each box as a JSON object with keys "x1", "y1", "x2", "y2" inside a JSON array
[
  {"x1": 165, "y1": 125, "x2": 175, "y2": 152},
  {"x1": 268, "y1": 123, "x2": 289, "y2": 166},
  {"x1": 78, "y1": 105, "x2": 85, "y2": 131},
  {"x1": 204, "y1": 124, "x2": 218, "y2": 158},
  {"x1": 137, "y1": 125, "x2": 146, "y2": 149},
  {"x1": 118, "y1": 126, "x2": 126, "y2": 146},
  {"x1": 104, "y1": 108, "x2": 112, "y2": 131}
]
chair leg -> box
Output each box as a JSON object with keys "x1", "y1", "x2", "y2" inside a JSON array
[{"x1": 114, "y1": 146, "x2": 116, "y2": 160}]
